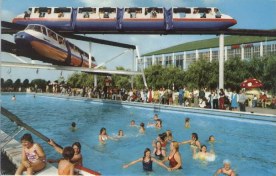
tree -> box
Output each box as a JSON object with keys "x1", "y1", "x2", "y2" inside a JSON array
[
  {"x1": 4, "y1": 79, "x2": 13, "y2": 90},
  {"x1": 31, "y1": 79, "x2": 47, "y2": 92},
  {"x1": 22, "y1": 79, "x2": 30, "y2": 88},
  {"x1": 14, "y1": 79, "x2": 21, "y2": 91},
  {"x1": 263, "y1": 56, "x2": 276, "y2": 95}
]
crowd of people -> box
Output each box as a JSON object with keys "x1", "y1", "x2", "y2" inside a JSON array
[{"x1": 55, "y1": 81, "x2": 276, "y2": 111}]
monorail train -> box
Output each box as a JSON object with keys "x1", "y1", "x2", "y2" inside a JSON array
[
  {"x1": 12, "y1": 7, "x2": 237, "y2": 31},
  {"x1": 14, "y1": 24, "x2": 97, "y2": 67}
]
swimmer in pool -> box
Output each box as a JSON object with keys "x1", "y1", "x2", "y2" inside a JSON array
[
  {"x1": 130, "y1": 120, "x2": 138, "y2": 127},
  {"x1": 193, "y1": 145, "x2": 215, "y2": 161},
  {"x1": 185, "y1": 117, "x2": 190, "y2": 128},
  {"x1": 70, "y1": 122, "x2": 77, "y2": 131},
  {"x1": 48, "y1": 140, "x2": 83, "y2": 166},
  {"x1": 153, "y1": 114, "x2": 159, "y2": 121},
  {"x1": 209, "y1": 135, "x2": 215, "y2": 143},
  {"x1": 179, "y1": 132, "x2": 201, "y2": 150},
  {"x1": 139, "y1": 122, "x2": 145, "y2": 134},
  {"x1": 148, "y1": 119, "x2": 162, "y2": 129},
  {"x1": 11, "y1": 95, "x2": 16, "y2": 101},
  {"x1": 153, "y1": 141, "x2": 166, "y2": 160},
  {"x1": 162, "y1": 141, "x2": 182, "y2": 171},
  {"x1": 117, "y1": 129, "x2": 124, "y2": 137},
  {"x1": 98, "y1": 127, "x2": 115, "y2": 143},
  {"x1": 166, "y1": 130, "x2": 173, "y2": 142},
  {"x1": 123, "y1": 148, "x2": 170, "y2": 172},
  {"x1": 214, "y1": 160, "x2": 236, "y2": 176}
]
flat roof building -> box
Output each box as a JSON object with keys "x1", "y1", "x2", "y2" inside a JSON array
[{"x1": 138, "y1": 36, "x2": 276, "y2": 71}]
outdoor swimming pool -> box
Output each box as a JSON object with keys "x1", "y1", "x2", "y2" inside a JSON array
[{"x1": 1, "y1": 94, "x2": 276, "y2": 175}]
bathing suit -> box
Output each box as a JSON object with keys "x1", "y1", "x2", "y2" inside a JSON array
[
  {"x1": 142, "y1": 158, "x2": 153, "y2": 171},
  {"x1": 161, "y1": 141, "x2": 167, "y2": 148},
  {"x1": 24, "y1": 144, "x2": 42, "y2": 163},
  {"x1": 168, "y1": 153, "x2": 182, "y2": 169},
  {"x1": 101, "y1": 135, "x2": 108, "y2": 141},
  {"x1": 155, "y1": 150, "x2": 164, "y2": 160},
  {"x1": 219, "y1": 168, "x2": 234, "y2": 176}
]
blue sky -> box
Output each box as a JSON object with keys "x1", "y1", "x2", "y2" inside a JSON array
[{"x1": 1, "y1": 0, "x2": 276, "y2": 82}]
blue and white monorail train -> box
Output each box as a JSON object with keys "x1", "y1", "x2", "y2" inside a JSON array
[
  {"x1": 14, "y1": 24, "x2": 96, "y2": 67},
  {"x1": 13, "y1": 7, "x2": 237, "y2": 32}
]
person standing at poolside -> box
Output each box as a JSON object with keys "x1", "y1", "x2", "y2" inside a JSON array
[
  {"x1": 123, "y1": 148, "x2": 170, "y2": 172},
  {"x1": 58, "y1": 146, "x2": 75, "y2": 175},
  {"x1": 15, "y1": 133, "x2": 46, "y2": 175},
  {"x1": 238, "y1": 90, "x2": 247, "y2": 112},
  {"x1": 162, "y1": 141, "x2": 182, "y2": 171},
  {"x1": 214, "y1": 160, "x2": 236, "y2": 176}
]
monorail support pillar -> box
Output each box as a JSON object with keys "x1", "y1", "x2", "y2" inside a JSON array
[{"x1": 219, "y1": 34, "x2": 224, "y2": 89}]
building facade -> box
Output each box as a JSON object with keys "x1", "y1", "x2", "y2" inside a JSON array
[{"x1": 137, "y1": 39, "x2": 276, "y2": 71}]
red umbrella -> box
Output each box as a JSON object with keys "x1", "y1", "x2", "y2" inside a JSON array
[{"x1": 240, "y1": 78, "x2": 263, "y2": 88}]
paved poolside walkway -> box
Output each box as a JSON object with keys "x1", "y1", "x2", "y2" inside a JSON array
[{"x1": 245, "y1": 107, "x2": 276, "y2": 115}]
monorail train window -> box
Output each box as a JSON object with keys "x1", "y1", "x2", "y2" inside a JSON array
[
  {"x1": 99, "y1": 8, "x2": 116, "y2": 18},
  {"x1": 34, "y1": 8, "x2": 51, "y2": 17},
  {"x1": 47, "y1": 29, "x2": 57, "y2": 41},
  {"x1": 33, "y1": 25, "x2": 42, "y2": 33},
  {"x1": 145, "y1": 8, "x2": 163, "y2": 18},
  {"x1": 214, "y1": 8, "x2": 221, "y2": 18},
  {"x1": 58, "y1": 36, "x2": 64, "y2": 45},
  {"x1": 125, "y1": 8, "x2": 142, "y2": 18},
  {"x1": 173, "y1": 8, "x2": 191, "y2": 18},
  {"x1": 24, "y1": 8, "x2": 32, "y2": 18},
  {"x1": 41, "y1": 26, "x2": 47, "y2": 36}
]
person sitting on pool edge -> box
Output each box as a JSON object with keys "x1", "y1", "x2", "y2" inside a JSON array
[
  {"x1": 58, "y1": 146, "x2": 75, "y2": 175},
  {"x1": 15, "y1": 133, "x2": 46, "y2": 175},
  {"x1": 123, "y1": 148, "x2": 170, "y2": 172},
  {"x1": 214, "y1": 159, "x2": 236, "y2": 176},
  {"x1": 48, "y1": 140, "x2": 83, "y2": 166}
]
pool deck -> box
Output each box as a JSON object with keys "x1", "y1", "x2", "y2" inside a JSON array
[{"x1": 0, "y1": 130, "x2": 58, "y2": 175}]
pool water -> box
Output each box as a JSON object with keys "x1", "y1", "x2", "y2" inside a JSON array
[{"x1": 1, "y1": 94, "x2": 276, "y2": 175}]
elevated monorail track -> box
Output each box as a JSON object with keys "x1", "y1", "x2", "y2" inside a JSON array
[{"x1": 2, "y1": 21, "x2": 276, "y2": 37}]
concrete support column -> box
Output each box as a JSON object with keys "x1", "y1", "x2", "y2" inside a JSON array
[
  {"x1": 172, "y1": 53, "x2": 175, "y2": 67},
  {"x1": 209, "y1": 48, "x2": 212, "y2": 62},
  {"x1": 162, "y1": 54, "x2": 165, "y2": 67},
  {"x1": 143, "y1": 56, "x2": 146, "y2": 69},
  {"x1": 89, "y1": 42, "x2": 92, "y2": 68},
  {"x1": 224, "y1": 46, "x2": 228, "y2": 61},
  {"x1": 94, "y1": 75, "x2": 97, "y2": 87},
  {"x1": 260, "y1": 42, "x2": 263, "y2": 57},
  {"x1": 152, "y1": 55, "x2": 155, "y2": 65},
  {"x1": 241, "y1": 44, "x2": 244, "y2": 60},
  {"x1": 219, "y1": 34, "x2": 224, "y2": 89},
  {"x1": 183, "y1": 52, "x2": 186, "y2": 70},
  {"x1": 195, "y1": 49, "x2": 199, "y2": 61}
]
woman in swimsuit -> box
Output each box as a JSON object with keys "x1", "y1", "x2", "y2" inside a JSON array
[
  {"x1": 15, "y1": 133, "x2": 46, "y2": 175},
  {"x1": 123, "y1": 148, "x2": 170, "y2": 172},
  {"x1": 48, "y1": 140, "x2": 83, "y2": 166},
  {"x1": 58, "y1": 146, "x2": 75, "y2": 175},
  {"x1": 153, "y1": 141, "x2": 166, "y2": 160},
  {"x1": 162, "y1": 141, "x2": 182, "y2": 171},
  {"x1": 139, "y1": 123, "x2": 145, "y2": 134},
  {"x1": 179, "y1": 132, "x2": 201, "y2": 150},
  {"x1": 214, "y1": 160, "x2": 236, "y2": 176},
  {"x1": 166, "y1": 130, "x2": 173, "y2": 142},
  {"x1": 98, "y1": 127, "x2": 112, "y2": 143}
]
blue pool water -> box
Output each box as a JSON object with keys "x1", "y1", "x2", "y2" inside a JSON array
[{"x1": 1, "y1": 94, "x2": 276, "y2": 175}]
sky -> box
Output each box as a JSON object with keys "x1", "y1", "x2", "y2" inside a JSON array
[{"x1": 1, "y1": 0, "x2": 276, "y2": 82}]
